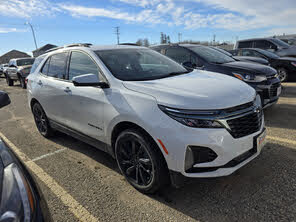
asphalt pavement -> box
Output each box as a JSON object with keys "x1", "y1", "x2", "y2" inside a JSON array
[{"x1": 0, "y1": 78, "x2": 295, "y2": 222}]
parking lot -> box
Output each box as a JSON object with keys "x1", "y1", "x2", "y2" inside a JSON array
[{"x1": 0, "y1": 78, "x2": 295, "y2": 222}]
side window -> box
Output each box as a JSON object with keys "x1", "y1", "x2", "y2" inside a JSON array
[
  {"x1": 68, "y1": 51, "x2": 99, "y2": 80},
  {"x1": 255, "y1": 40, "x2": 275, "y2": 49},
  {"x1": 238, "y1": 41, "x2": 253, "y2": 48},
  {"x1": 241, "y1": 49, "x2": 255, "y2": 56},
  {"x1": 41, "y1": 58, "x2": 50, "y2": 75},
  {"x1": 165, "y1": 47, "x2": 191, "y2": 64},
  {"x1": 47, "y1": 53, "x2": 68, "y2": 79}
]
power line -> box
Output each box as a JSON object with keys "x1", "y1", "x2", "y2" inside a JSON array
[{"x1": 114, "y1": 26, "x2": 120, "y2": 45}]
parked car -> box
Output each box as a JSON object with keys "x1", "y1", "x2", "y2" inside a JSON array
[
  {"x1": 209, "y1": 46, "x2": 269, "y2": 65},
  {"x1": 27, "y1": 44, "x2": 266, "y2": 193},
  {"x1": 230, "y1": 48, "x2": 296, "y2": 82},
  {"x1": 0, "y1": 64, "x2": 8, "y2": 77},
  {"x1": 5, "y1": 58, "x2": 35, "y2": 88},
  {"x1": 235, "y1": 37, "x2": 296, "y2": 57},
  {"x1": 0, "y1": 90, "x2": 52, "y2": 221},
  {"x1": 151, "y1": 44, "x2": 281, "y2": 108}
]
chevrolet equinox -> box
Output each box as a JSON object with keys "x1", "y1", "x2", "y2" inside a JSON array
[{"x1": 27, "y1": 44, "x2": 266, "y2": 193}]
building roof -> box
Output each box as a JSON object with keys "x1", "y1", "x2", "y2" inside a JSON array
[{"x1": 0, "y1": 50, "x2": 31, "y2": 64}]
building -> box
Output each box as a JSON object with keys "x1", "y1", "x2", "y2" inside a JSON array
[
  {"x1": 32, "y1": 44, "x2": 57, "y2": 57},
  {"x1": 0, "y1": 50, "x2": 31, "y2": 64}
]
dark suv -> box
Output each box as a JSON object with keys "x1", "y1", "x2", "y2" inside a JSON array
[
  {"x1": 151, "y1": 44, "x2": 281, "y2": 108},
  {"x1": 235, "y1": 38, "x2": 296, "y2": 57}
]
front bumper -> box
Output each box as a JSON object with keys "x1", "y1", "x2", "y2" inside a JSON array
[
  {"x1": 248, "y1": 77, "x2": 281, "y2": 108},
  {"x1": 153, "y1": 113, "x2": 265, "y2": 178}
]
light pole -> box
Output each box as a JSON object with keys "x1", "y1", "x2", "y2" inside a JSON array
[{"x1": 25, "y1": 22, "x2": 38, "y2": 50}]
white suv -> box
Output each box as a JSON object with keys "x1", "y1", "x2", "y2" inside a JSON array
[{"x1": 27, "y1": 44, "x2": 266, "y2": 193}]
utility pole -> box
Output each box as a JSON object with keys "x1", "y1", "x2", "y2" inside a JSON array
[
  {"x1": 178, "y1": 33, "x2": 182, "y2": 43},
  {"x1": 114, "y1": 27, "x2": 120, "y2": 45},
  {"x1": 25, "y1": 22, "x2": 38, "y2": 50},
  {"x1": 213, "y1": 34, "x2": 216, "y2": 46}
]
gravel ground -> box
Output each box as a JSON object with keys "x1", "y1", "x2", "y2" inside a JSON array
[{"x1": 0, "y1": 78, "x2": 295, "y2": 222}]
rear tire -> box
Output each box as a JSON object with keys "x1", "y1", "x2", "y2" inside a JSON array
[
  {"x1": 115, "y1": 129, "x2": 170, "y2": 194},
  {"x1": 277, "y1": 67, "x2": 288, "y2": 82},
  {"x1": 32, "y1": 103, "x2": 54, "y2": 138},
  {"x1": 6, "y1": 75, "x2": 13, "y2": 86}
]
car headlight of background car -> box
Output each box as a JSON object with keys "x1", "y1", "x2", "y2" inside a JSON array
[
  {"x1": 158, "y1": 105, "x2": 223, "y2": 128},
  {"x1": 0, "y1": 140, "x2": 35, "y2": 222},
  {"x1": 233, "y1": 72, "x2": 267, "y2": 82}
]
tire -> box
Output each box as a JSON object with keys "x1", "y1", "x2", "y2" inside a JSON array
[
  {"x1": 115, "y1": 129, "x2": 169, "y2": 194},
  {"x1": 32, "y1": 103, "x2": 54, "y2": 138},
  {"x1": 6, "y1": 75, "x2": 14, "y2": 86},
  {"x1": 277, "y1": 67, "x2": 288, "y2": 82},
  {"x1": 18, "y1": 75, "x2": 26, "y2": 89}
]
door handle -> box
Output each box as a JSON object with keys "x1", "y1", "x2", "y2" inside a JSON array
[
  {"x1": 37, "y1": 80, "x2": 43, "y2": 86},
  {"x1": 64, "y1": 87, "x2": 72, "y2": 93}
]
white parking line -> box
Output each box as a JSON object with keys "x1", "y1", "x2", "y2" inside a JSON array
[
  {"x1": 31, "y1": 148, "x2": 67, "y2": 162},
  {"x1": 0, "y1": 132, "x2": 99, "y2": 222}
]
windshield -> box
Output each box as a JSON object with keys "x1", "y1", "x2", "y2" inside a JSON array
[
  {"x1": 256, "y1": 48, "x2": 280, "y2": 59},
  {"x1": 16, "y1": 58, "x2": 35, "y2": 66},
  {"x1": 189, "y1": 46, "x2": 235, "y2": 64},
  {"x1": 211, "y1": 47, "x2": 232, "y2": 57},
  {"x1": 270, "y1": 38, "x2": 290, "y2": 48},
  {"x1": 95, "y1": 48, "x2": 188, "y2": 81}
]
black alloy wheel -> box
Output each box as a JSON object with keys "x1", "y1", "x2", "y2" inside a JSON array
[
  {"x1": 32, "y1": 103, "x2": 53, "y2": 137},
  {"x1": 19, "y1": 76, "x2": 26, "y2": 89},
  {"x1": 6, "y1": 75, "x2": 13, "y2": 86},
  {"x1": 277, "y1": 67, "x2": 288, "y2": 82},
  {"x1": 115, "y1": 129, "x2": 169, "y2": 193}
]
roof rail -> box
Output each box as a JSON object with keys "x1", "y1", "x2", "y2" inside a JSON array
[
  {"x1": 119, "y1": 43, "x2": 139, "y2": 46},
  {"x1": 45, "y1": 43, "x2": 92, "y2": 53}
]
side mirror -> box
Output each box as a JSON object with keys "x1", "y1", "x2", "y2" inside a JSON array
[
  {"x1": 182, "y1": 61, "x2": 196, "y2": 69},
  {"x1": 72, "y1": 74, "x2": 109, "y2": 88},
  {"x1": 0, "y1": 91, "x2": 11, "y2": 109}
]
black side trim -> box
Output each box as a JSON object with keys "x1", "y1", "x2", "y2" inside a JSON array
[{"x1": 49, "y1": 119, "x2": 112, "y2": 155}]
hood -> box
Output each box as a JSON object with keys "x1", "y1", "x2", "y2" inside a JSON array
[
  {"x1": 278, "y1": 56, "x2": 296, "y2": 62},
  {"x1": 123, "y1": 70, "x2": 256, "y2": 110},
  {"x1": 277, "y1": 46, "x2": 296, "y2": 57},
  {"x1": 220, "y1": 61, "x2": 276, "y2": 76}
]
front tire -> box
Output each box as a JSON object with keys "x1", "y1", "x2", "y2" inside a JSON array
[
  {"x1": 115, "y1": 129, "x2": 169, "y2": 194},
  {"x1": 18, "y1": 75, "x2": 26, "y2": 89},
  {"x1": 277, "y1": 67, "x2": 288, "y2": 82},
  {"x1": 32, "y1": 103, "x2": 53, "y2": 138}
]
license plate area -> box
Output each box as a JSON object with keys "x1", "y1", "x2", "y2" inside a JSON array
[{"x1": 256, "y1": 129, "x2": 267, "y2": 152}]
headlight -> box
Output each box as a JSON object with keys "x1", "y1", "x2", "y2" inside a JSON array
[
  {"x1": 158, "y1": 105, "x2": 223, "y2": 128},
  {"x1": 0, "y1": 141, "x2": 34, "y2": 222},
  {"x1": 291, "y1": 62, "x2": 296, "y2": 67},
  {"x1": 233, "y1": 72, "x2": 267, "y2": 82}
]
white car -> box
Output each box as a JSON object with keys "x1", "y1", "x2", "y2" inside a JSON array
[{"x1": 27, "y1": 44, "x2": 266, "y2": 193}]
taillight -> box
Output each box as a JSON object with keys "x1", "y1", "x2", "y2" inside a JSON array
[{"x1": 25, "y1": 78, "x2": 28, "y2": 84}]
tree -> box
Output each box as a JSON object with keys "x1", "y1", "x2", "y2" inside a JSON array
[
  {"x1": 135, "y1": 38, "x2": 150, "y2": 47},
  {"x1": 167, "y1": 35, "x2": 171, "y2": 44}
]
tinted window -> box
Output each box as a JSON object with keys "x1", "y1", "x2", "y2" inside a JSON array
[
  {"x1": 16, "y1": 58, "x2": 34, "y2": 66},
  {"x1": 30, "y1": 56, "x2": 45, "y2": 74},
  {"x1": 165, "y1": 47, "x2": 191, "y2": 64},
  {"x1": 254, "y1": 40, "x2": 275, "y2": 49},
  {"x1": 68, "y1": 51, "x2": 99, "y2": 80},
  {"x1": 188, "y1": 46, "x2": 235, "y2": 64},
  {"x1": 241, "y1": 49, "x2": 257, "y2": 57},
  {"x1": 95, "y1": 48, "x2": 188, "y2": 81},
  {"x1": 270, "y1": 38, "x2": 290, "y2": 48},
  {"x1": 238, "y1": 41, "x2": 253, "y2": 48},
  {"x1": 47, "y1": 53, "x2": 68, "y2": 79},
  {"x1": 255, "y1": 48, "x2": 280, "y2": 59}
]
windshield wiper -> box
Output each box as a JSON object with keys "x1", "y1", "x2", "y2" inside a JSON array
[{"x1": 167, "y1": 70, "x2": 191, "y2": 76}]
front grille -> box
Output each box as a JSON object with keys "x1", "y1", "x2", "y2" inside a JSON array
[
  {"x1": 270, "y1": 83, "x2": 280, "y2": 98},
  {"x1": 227, "y1": 111, "x2": 262, "y2": 138}
]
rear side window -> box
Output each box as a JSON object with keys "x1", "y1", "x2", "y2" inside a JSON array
[
  {"x1": 68, "y1": 51, "x2": 99, "y2": 80},
  {"x1": 254, "y1": 40, "x2": 275, "y2": 49},
  {"x1": 47, "y1": 53, "x2": 68, "y2": 79},
  {"x1": 238, "y1": 41, "x2": 253, "y2": 48},
  {"x1": 41, "y1": 58, "x2": 50, "y2": 75},
  {"x1": 31, "y1": 56, "x2": 45, "y2": 74},
  {"x1": 165, "y1": 47, "x2": 191, "y2": 64}
]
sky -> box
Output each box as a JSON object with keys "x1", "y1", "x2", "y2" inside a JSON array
[{"x1": 0, "y1": 0, "x2": 296, "y2": 56}]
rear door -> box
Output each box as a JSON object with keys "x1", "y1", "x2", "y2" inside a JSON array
[{"x1": 37, "y1": 52, "x2": 70, "y2": 124}]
